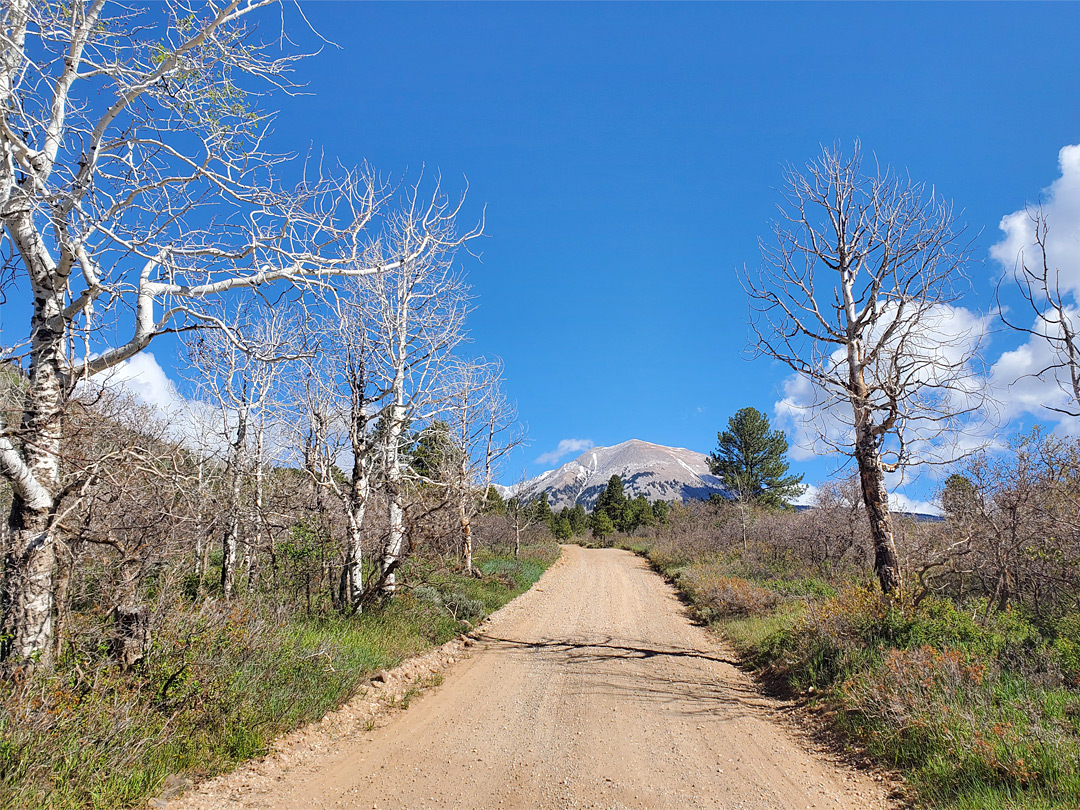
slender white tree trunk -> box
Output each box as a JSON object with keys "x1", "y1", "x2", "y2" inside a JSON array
[
  {"x1": 341, "y1": 476, "x2": 368, "y2": 609},
  {"x1": 221, "y1": 403, "x2": 249, "y2": 599},
  {"x1": 459, "y1": 457, "x2": 473, "y2": 575},
  {"x1": 379, "y1": 281, "x2": 409, "y2": 596},
  {"x1": 247, "y1": 425, "x2": 266, "y2": 592},
  {"x1": 341, "y1": 412, "x2": 371, "y2": 610},
  {"x1": 1, "y1": 216, "x2": 66, "y2": 670},
  {"x1": 381, "y1": 398, "x2": 407, "y2": 595}
]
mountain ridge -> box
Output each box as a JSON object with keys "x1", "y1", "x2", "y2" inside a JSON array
[{"x1": 511, "y1": 439, "x2": 730, "y2": 511}]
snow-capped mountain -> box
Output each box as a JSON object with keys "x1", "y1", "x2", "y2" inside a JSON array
[{"x1": 513, "y1": 439, "x2": 730, "y2": 511}]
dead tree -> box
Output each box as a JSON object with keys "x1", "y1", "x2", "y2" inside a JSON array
[
  {"x1": 297, "y1": 282, "x2": 384, "y2": 612},
  {"x1": 0, "y1": 0, "x2": 409, "y2": 672},
  {"x1": 999, "y1": 206, "x2": 1080, "y2": 417},
  {"x1": 442, "y1": 358, "x2": 520, "y2": 575},
  {"x1": 743, "y1": 143, "x2": 983, "y2": 595},
  {"x1": 184, "y1": 303, "x2": 300, "y2": 599},
  {"x1": 367, "y1": 181, "x2": 478, "y2": 596}
]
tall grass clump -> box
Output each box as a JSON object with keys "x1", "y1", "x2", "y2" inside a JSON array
[
  {"x1": 633, "y1": 487, "x2": 1080, "y2": 810},
  {"x1": 0, "y1": 541, "x2": 558, "y2": 810}
]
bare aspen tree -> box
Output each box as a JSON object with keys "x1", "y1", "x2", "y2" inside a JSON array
[
  {"x1": 292, "y1": 362, "x2": 340, "y2": 603},
  {"x1": 442, "y1": 358, "x2": 519, "y2": 574},
  {"x1": 299, "y1": 283, "x2": 383, "y2": 612},
  {"x1": 367, "y1": 182, "x2": 478, "y2": 596},
  {"x1": 184, "y1": 303, "x2": 299, "y2": 598},
  {"x1": 0, "y1": 0, "x2": 412, "y2": 671},
  {"x1": 743, "y1": 144, "x2": 982, "y2": 595},
  {"x1": 999, "y1": 207, "x2": 1080, "y2": 417},
  {"x1": 506, "y1": 472, "x2": 539, "y2": 559}
]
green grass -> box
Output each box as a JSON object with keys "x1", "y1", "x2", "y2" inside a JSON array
[
  {"x1": 636, "y1": 541, "x2": 1080, "y2": 810},
  {"x1": 0, "y1": 543, "x2": 559, "y2": 810}
]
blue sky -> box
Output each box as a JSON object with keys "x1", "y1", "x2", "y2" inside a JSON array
[{"x1": 114, "y1": 3, "x2": 1080, "y2": 505}]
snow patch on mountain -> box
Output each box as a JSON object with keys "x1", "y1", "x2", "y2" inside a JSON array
[{"x1": 514, "y1": 439, "x2": 731, "y2": 511}]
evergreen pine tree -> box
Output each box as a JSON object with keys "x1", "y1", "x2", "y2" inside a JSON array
[
  {"x1": 594, "y1": 474, "x2": 627, "y2": 525},
  {"x1": 568, "y1": 503, "x2": 589, "y2": 535},
  {"x1": 532, "y1": 492, "x2": 554, "y2": 530},
  {"x1": 552, "y1": 513, "x2": 573, "y2": 540},
  {"x1": 410, "y1": 420, "x2": 455, "y2": 482},
  {"x1": 709, "y1": 407, "x2": 805, "y2": 508},
  {"x1": 652, "y1": 499, "x2": 670, "y2": 524},
  {"x1": 626, "y1": 494, "x2": 655, "y2": 531},
  {"x1": 591, "y1": 509, "x2": 614, "y2": 541},
  {"x1": 481, "y1": 486, "x2": 506, "y2": 515}
]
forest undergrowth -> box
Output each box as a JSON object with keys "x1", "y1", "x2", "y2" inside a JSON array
[
  {"x1": 618, "y1": 485, "x2": 1080, "y2": 810},
  {"x1": 0, "y1": 542, "x2": 559, "y2": 810}
]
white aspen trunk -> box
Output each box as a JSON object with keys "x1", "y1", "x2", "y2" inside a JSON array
[
  {"x1": 194, "y1": 460, "x2": 205, "y2": 578},
  {"x1": 1, "y1": 214, "x2": 66, "y2": 670},
  {"x1": 247, "y1": 424, "x2": 266, "y2": 592},
  {"x1": 381, "y1": 396, "x2": 407, "y2": 596},
  {"x1": 459, "y1": 457, "x2": 473, "y2": 575},
  {"x1": 341, "y1": 390, "x2": 372, "y2": 610},
  {"x1": 221, "y1": 403, "x2": 249, "y2": 599},
  {"x1": 379, "y1": 275, "x2": 409, "y2": 597},
  {"x1": 341, "y1": 473, "x2": 368, "y2": 610}
]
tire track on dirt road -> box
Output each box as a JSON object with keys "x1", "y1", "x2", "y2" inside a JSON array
[{"x1": 171, "y1": 545, "x2": 892, "y2": 810}]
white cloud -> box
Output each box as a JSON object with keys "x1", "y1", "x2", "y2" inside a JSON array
[
  {"x1": 89, "y1": 352, "x2": 227, "y2": 455},
  {"x1": 986, "y1": 312, "x2": 1080, "y2": 430},
  {"x1": 93, "y1": 352, "x2": 183, "y2": 413},
  {"x1": 988, "y1": 144, "x2": 1080, "y2": 433},
  {"x1": 792, "y1": 477, "x2": 939, "y2": 515},
  {"x1": 991, "y1": 144, "x2": 1080, "y2": 297},
  {"x1": 792, "y1": 483, "x2": 819, "y2": 507},
  {"x1": 536, "y1": 438, "x2": 594, "y2": 466},
  {"x1": 889, "y1": 490, "x2": 941, "y2": 517},
  {"x1": 773, "y1": 303, "x2": 991, "y2": 464}
]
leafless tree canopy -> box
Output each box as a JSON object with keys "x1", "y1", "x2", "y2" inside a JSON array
[
  {"x1": 999, "y1": 207, "x2": 1080, "y2": 417},
  {"x1": 0, "y1": 0, "x2": 493, "y2": 672},
  {"x1": 742, "y1": 143, "x2": 983, "y2": 594}
]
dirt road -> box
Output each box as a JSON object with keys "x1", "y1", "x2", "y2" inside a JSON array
[{"x1": 172, "y1": 546, "x2": 891, "y2": 809}]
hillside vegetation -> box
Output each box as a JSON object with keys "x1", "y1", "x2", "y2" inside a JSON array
[
  {"x1": 1, "y1": 528, "x2": 558, "y2": 810},
  {"x1": 609, "y1": 430, "x2": 1080, "y2": 809}
]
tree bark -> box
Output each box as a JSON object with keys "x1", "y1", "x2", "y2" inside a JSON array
[
  {"x1": 110, "y1": 605, "x2": 150, "y2": 672},
  {"x1": 459, "y1": 458, "x2": 474, "y2": 575},
  {"x1": 340, "y1": 473, "x2": 369, "y2": 611},
  {"x1": 220, "y1": 404, "x2": 248, "y2": 599},
  {"x1": 380, "y1": 331, "x2": 408, "y2": 595},
  {"x1": 2, "y1": 509, "x2": 57, "y2": 670},
  {"x1": 853, "y1": 403, "x2": 902, "y2": 596},
  {"x1": 1, "y1": 226, "x2": 66, "y2": 671}
]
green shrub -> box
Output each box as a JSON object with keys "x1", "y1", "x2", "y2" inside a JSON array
[
  {"x1": 679, "y1": 565, "x2": 780, "y2": 620},
  {"x1": 841, "y1": 644, "x2": 1080, "y2": 806},
  {"x1": 1053, "y1": 613, "x2": 1080, "y2": 687},
  {"x1": 0, "y1": 544, "x2": 560, "y2": 810}
]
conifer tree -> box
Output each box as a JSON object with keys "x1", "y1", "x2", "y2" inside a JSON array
[
  {"x1": 481, "y1": 486, "x2": 507, "y2": 515},
  {"x1": 709, "y1": 407, "x2": 805, "y2": 508},
  {"x1": 552, "y1": 513, "x2": 573, "y2": 540},
  {"x1": 532, "y1": 492, "x2": 554, "y2": 530},
  {"x1": 568, "y1": 503, "x2": 589, "y2": 535},
  {"x1": 625, "y1": 494, "x2": 655, "y2": 531},
  {"x1": 591, "y1": 509, "x2": 615, "y2": 541},
  {"x1": 652, "y1": 500, "x2": 670, "y2": 524},
  {"x1": 594, "y1": 474, "x2": 627, "y2": 525}
]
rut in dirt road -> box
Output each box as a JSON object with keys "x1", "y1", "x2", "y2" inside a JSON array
[{"x1": 172, "y1": 545, "x2": 892, "y2": 810}]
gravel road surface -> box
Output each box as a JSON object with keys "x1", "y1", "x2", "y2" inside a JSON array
[{"x1": 171, "y1": 545, "x2": 891, "y2": 810}]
